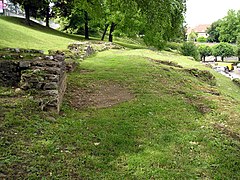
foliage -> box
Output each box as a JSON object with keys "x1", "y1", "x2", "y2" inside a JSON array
[
  {"x1": 197, "y1": 36, "x2": 207, "y2": 43},
  {"x1": 53, "y1": 0, "x2": 186, "y2": 47},
  {"x1": 10, "y1": 0, "x2": 49, "y2": 25},
  {"x1": 212, "y1": 42, "x2": 235, "y2": 61},
  {"x1": 188, "y1": 31, "x2": 197, "y2": 42},
  {"x1": 206, "y1": 20, "x2": 221, "y2": 42},
  {"x1": 180, "y1": 42, "x2": 199, "y2": 60},
  {"x1": 165, "y1": 42, "x2": 182, "y2": 51},
  {"x1": 198, "y1": 45, "x2": 212, "y2": 61},
  {"x1": 217, "y1": 10, "x2": 240, "y2": 43}
]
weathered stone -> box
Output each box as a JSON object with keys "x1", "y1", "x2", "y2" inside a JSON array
[
  {"x1": 36, "y1": 82, "x2": 44, "y2": 89},
  {"x1": 32, "y1": 61, "x2": 46, "y2": 67},
  {"x1": 45, "y1": 74, "x2": 59, "y2": 82},
  {"x1": 35, "y1": 57, "x2": 43, "y2": 60},
  {"x1": 54, "y1": 54, "x2": 64, "y2": 61},
  {"x1": 44, "y1": 67, "x2": 61, "y2": 75},
  {"x1": 45, "y1": 56, "x2": 54, "y2": 60},
  {"x1": 47, "y1": 98, "x2": 58, "y2": 106},
  {"x1": 15, "y1": 88, "x2": 22, "y2": 94},
  {"x1": 44, "y1": 82, "x2": 58, "y2": 90},
  {"x1": 45, "y1": 61, "x2": 61, "y2": 68},
  {"x1": 15, "y1": 48, "x2": 20, "y2": 53},
  {"x1": 43, "y1": 90, "x2": 58, "y2": 96},
  {"x1": 19, "y1": 61, "x2": 31, "y2": 68}
]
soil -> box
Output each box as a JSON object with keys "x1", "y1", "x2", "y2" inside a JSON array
[{"x1": 68, "y1": 82, "x2": 135, "y2": 109}]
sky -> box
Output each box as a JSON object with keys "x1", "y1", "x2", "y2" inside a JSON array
[{"x1": 186, "y1": 0, "x2": 240, "y2": 27}]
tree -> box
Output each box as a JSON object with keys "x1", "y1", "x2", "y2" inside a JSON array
[
  {"x1": 180, "y1": 42, "x2": 199, "y2": 60},
  {"x1": 53, "y1": 0, "x2": 186, "y2": 46},
  {"x1": 212, "y1": 42, "x2": 235, "y2": 61},
  {"x1": 188, "y1": 31, "x2": 197, "y2": 42},
  {"x1": 206, "y1": 20, "x2": 221, "y2": 42},
  {"x1": 54, "y1": 0, "x2": 103, "y2": 39},
  {"x1": 137, "y1": 0, "x2": 186, "y2": 49},
  {"x1": 198, "y1": 45, "x2": 212, "y2": 62},
  {"x1": 217, "y1": 10, "x2": 240, "y2": 43},
  {"x1": 11, "y1": 0, "x2": 45, "y2": 25}
]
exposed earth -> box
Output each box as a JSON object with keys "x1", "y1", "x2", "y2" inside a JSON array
[{"x1": 68, "y1": 82, "x2": 135, "y2": 110}]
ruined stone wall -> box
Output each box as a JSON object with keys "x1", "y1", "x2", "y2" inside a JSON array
[
  {"x1": 19, "y1": 54, "x2": 66, "y2": 112},
  {"x1": 0, "y1": 42, "x2": 122, "y2": 113},
  {"x1": 0, "y1": 48, "x2": 66, "y2": 113}
]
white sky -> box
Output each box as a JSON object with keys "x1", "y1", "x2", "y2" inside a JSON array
[{"x1": 186, "y1": 0, "x2": 240, "y2": 27}]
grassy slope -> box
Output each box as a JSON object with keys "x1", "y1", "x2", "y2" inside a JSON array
[
  {"x1": 0, "y1": 17, "x2": 85, "y2": 52},
  {"x1": 1, "y1": 17, "x2": 240, "y2": 179}
]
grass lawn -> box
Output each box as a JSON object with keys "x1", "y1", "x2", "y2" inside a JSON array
[
  {"x1": 1, "y1": 48, "x2": 240, "y2": 179},
  {"x1": 1, "y1": 17, "x2": 240, "y2": 179}
]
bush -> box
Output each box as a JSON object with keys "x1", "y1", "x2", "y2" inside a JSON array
[
  {"x1": 164, "y1": 42, "x2": 182, "y2": 51},
  {"x1": 198, "y1": 45, "x2": 212, "y2": 61},
  {"x1": 212, "y1": 42, "x2": 235, "y2": 61},
  {"x1": 197, "y1": 36, "x2": 207, "y2": 43},
  {"x1": 180, "y1": 42, "x2": 199, "y2": 60}
]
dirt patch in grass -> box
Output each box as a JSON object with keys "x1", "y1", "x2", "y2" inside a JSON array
[
  {"x1": 214, "y1": 123, "x2": 240, "y2": 141},
  {"x1": 148, "y1": 58, "x2": 183, "y2": 68},
  {"x1": 68, "y1": 82, "x2": 135, "y2": 109}
]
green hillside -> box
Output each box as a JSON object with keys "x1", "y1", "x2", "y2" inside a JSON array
[
  {"x1": 1, "y1": 17, "x2": 240, "y2": 179},
  {"x1": 0, "y1": 17, "x2": 85, "y2": 52}
]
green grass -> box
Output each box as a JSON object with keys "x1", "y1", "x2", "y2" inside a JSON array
[
  {"x1": 1, "y1": 17, "x2": 240, "y2": 179},
  {"x1": 0, "y1": 17, "x2": 146, "y2": 52},
  {"x1": 0, "y1": 17, "x2": 86, "y2": 52},
  {"x1": 1, "y1": 49, "x2": 240, "y2": 179}
]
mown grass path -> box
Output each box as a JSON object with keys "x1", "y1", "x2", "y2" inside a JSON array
[{"x1": 1, "y1": 49, "x2": 239, "y2": 179}]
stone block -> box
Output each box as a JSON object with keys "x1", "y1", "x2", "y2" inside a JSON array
[
  {"x1": 43, "y1": 90, "x2": 58, "y2": 96},
  {"x1": 54, "y1": 54, "x2": 65, "y2": 61},
  {"x1": 19, "y1": 61, "x2": 31, "y2": 68},
  {"x1": 43, "y1": 82, "x2": 58, "y2": 90}
]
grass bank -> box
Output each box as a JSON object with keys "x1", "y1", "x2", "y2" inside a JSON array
[
  {"x1": 1, "y1": 16, "x2": 240, "y2": 179},
  {"x1": 1, "y1": 48, "x2": 240, "y2": 179}
]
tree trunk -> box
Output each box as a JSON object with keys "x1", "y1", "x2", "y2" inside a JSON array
[
  {"x1": 84, "y1": 11, "x2": 89, "y2": 40},
  {"x1": 46, "y1": 5, "x2": 50, "y2": 27},
  {"x1": 24, "y1": 4, "x2": 30, "y2": 25},
  {"x1": 109, "y1": 22, "x2": 116, "y2": 42},
  {"x1": 203, "y1": 56, "x2": 205, "y2": 62},
  {"x1": 101, "y1": 24, "x2": 109, "y2": 41},
  {"x1": 221, "y1": 56, "x2": 224, "y2": 61},
  {"x1": 238, "y1": 57, "x2": 240, "y2": 61}
]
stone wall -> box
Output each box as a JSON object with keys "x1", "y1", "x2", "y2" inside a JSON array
[
  {"x1": 0, "y1": 48, "x2": 66, "y2": 113},
  {"x1": 0, "y1": 42, "x2": 122, "y2": 113},
  {"x1": 19, "y1": 54, "x2": 66, "y2": 112}
]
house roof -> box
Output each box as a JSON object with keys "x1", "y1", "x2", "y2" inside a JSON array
[{"x1": 187, "y1": 24, "x2": 210, "y2": 34}]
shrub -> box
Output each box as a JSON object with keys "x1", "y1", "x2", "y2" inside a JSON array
[
  {"x1": 198, "y1": 45, "x2": 212, "y2": 61},
  {"x1": 188, "y1": 31, "x2": 198, "y2": 42},
  {"x1": 180, "y1": 42, "x2": 199, "y2": 60},
  {"x1": 212, "y1": 42, "x2": 235, "y2": 61},
  {"x1": 165, "y1": 42, "x2": 182, "y2": 51},
  {"x1": 197, "y1": 36, "x2": 207, "y2": 43}
]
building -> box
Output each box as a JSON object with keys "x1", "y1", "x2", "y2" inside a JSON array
[{"x1": 187, "y1": 24, "x2": 210, "y2": 41}]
